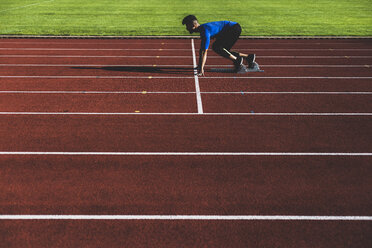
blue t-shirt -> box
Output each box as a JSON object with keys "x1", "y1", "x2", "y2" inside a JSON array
[{"x1": 200, "y1": 21, "x2": 237, "y2": 50}]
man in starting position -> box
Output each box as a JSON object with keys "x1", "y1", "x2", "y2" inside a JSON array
[{"x1": 182, "y1": 15, "x2": 256, "y2": 76}]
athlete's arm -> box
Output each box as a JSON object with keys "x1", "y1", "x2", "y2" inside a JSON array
[
  {"x1": 198, "y1": 27, "x2": 210, "y2": 76},
  {"x1": 198, "y1": 49, "x2": 208, "y2": 76}
]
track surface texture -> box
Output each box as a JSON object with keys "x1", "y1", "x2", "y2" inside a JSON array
[{"x1": 0, "y1": 38, "x2": 371, "y2": 247}]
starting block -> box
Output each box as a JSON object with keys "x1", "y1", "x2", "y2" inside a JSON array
[
  {"x1": 210, "y1": 62, "x2": 264, "y2": 73},
  {"x1": 247, "y1": 62, "x2": 264, "y2": 72}
]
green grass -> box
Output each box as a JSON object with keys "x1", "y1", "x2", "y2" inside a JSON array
[{"x1": 0, "y1": 0, "x2": 371, "y2": 36}]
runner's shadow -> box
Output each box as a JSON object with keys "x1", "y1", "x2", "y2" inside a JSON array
[{"x1": 71, "y1": 66, "x2": 194, "y2": 75}]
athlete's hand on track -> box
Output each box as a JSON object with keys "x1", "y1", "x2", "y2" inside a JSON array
[{"x1": 197, "y1": 67, "x2": 205, "y2": 76}]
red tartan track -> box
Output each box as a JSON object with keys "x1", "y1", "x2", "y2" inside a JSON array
[{"x1": 0, "y1": 38, "x2": 371, "y2": 247}]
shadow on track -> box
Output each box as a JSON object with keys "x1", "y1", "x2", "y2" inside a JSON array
[{"x1": 71, "y1": 66, "x2": 194, "y2": 75}]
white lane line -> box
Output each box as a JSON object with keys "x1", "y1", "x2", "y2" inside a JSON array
[
  {"x1": 204, "y1": 77, "x2": 372, "y2": 79},
  {"x1": 0, "y1": 64, "x2": 371, "y2": 68},
  {"x1": 0, "y1": 41, "x2": 369, "y2": 45},
  {"x1": 0, "y1": 64, "x2": 193, "y2": 67},
  {"x1": 258, "y1": 56, "x2": 372, "y2": 58},
  {"x1": 1, "y1": 76, "x2": 371, "y2": 79},
  {"x1": 0, "y1": 152, "x2": 372, "y2": 156},
  {"x1": 0, "y1": 76, "x2": 195, "y2": 79},
  {"x1": 205, "y1": 92, "x2": 372, "y2": 94},
  {"x1": 0, "y1": 42, "x2": 194, "y2": 45},
  {"x1": 0, "y1": 48, "x2": 188, "y2": 51},
  {"x1": 0, "y1": 90, "x2": 185, "y2": 94},
  {"x1": 191, "y1": 39, "x2": 203, "y2": 114},
  {"x1": 262, "y1": 65, "x2": 372, "y2": 68},
  {"x1": 0, "y1": 215, "x2": 371, "y2": 221},
  {"x1": 1, "y1": 91, "x2": 372, "y2": 95},
  {"x1": 206, "y1": 92, "x2": 372, "y2": 94},
  {"x1": 0, "y1": 0, "x2": 55, "y2": 13},
  {"x1": 1, "y1": 55, "x2": 371, "y2": 59},
  {"x1": 0, "y1": 55, "x2": 194, "y2": 58},
  {"x1": 0, "y1": 112, "x2": 371, "y2": 116},
  {"x1": 1, "y1": 48, "x2": 372, "y2": 51}
]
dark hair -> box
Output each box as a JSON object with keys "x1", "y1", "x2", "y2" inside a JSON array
[{"x1": 182, "y1": 15, "x2": 197, "y2": 25}]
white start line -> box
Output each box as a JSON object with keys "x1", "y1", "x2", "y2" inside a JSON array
[{"x1": 191, "y1": 39, "x2": 203, "y2": 114}]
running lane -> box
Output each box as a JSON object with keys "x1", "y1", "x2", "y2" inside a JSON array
[
  {"x1": 0, "y1": 155, "x2": 371, "y2": 215},
  {"x1": 1, "y1": 56, "x2": 371, "y2": 65},
  {"x1": 0, "y1": 93, "x2": 371, "y2": 113},
  {"x1": 198, "y1": 78, "x2": 372, "y2": 92},
  {"x1": 0, "y1": 93, "x2": 197, "y2": 113},
  {"x1": 0, "y1": 64, "x2": 371, "y2": 77},
  {"x1": 0, "y1": 115, "x2": 371, "y2": 153},
  {"x1": 0, "y1": 77, "x2": 196, "y2": 92},
  {"x1": 2, "y1": 220, "x2": 370, "y2": 247},
  {"x1": 0, "y1": 38, "x2": 371, "y2": 248}
]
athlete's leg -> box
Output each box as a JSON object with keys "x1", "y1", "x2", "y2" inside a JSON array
[
  {"x1": 212, "y1": 24, "x2": 247, "y2": 71},
  {"x1": 216, "y1": 24, "x2": 256, "y2": 68},
  {"x1": 212, "y1": 24, "x2": 242, "y2": 61}
]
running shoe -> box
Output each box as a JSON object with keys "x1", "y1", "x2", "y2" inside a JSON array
[
  {"x1": 246, "y1": 54, "x2": 256, "y2": 69},
  {"x1": 235, "y1": 64, "x2": 247, "y2": 73},
  {"x1": 233, "y1": 56, "x2": 244, "y2": 69}
]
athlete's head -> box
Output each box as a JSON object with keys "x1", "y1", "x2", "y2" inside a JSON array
[{"x1": 182, "y1": 15, "x2": 199, "y2": 34}]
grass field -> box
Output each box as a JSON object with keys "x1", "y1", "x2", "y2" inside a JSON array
[{"x1": 0, "y1": 0, "x2": 371, "y2": 36}]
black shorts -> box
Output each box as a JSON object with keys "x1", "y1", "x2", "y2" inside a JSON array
[{"x1": 212, "y1": 23, "x2": 241, "y2": 58}]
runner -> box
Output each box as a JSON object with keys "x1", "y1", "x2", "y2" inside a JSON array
[{"x1": 182, "y1": 15, "x2": 256, "y2": 76}]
